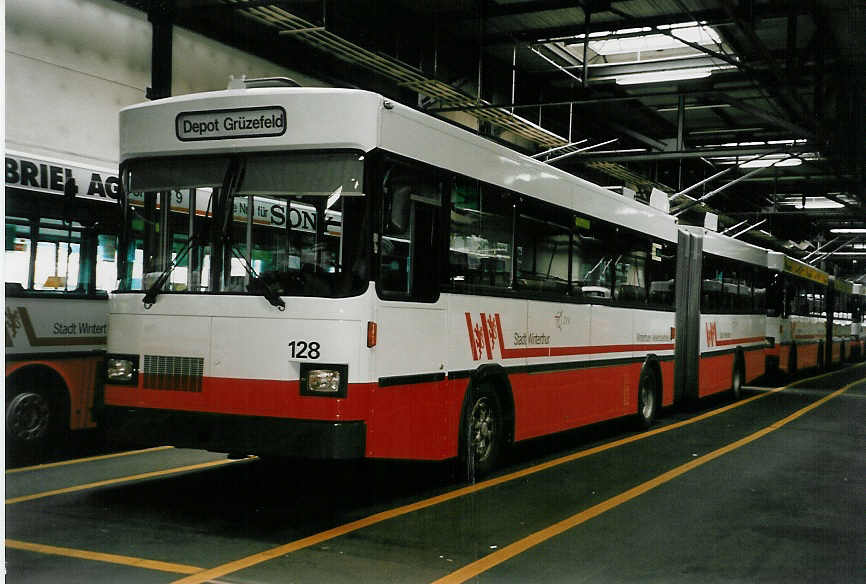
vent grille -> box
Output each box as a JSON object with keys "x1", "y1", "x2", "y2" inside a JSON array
[{"x1": 142, "y1": 355, "x2": 204, "y2": 392}]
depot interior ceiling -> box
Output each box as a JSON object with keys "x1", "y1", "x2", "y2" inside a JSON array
[{"x1": 121, "y1": 0, "x2": 865, "y2": 279}]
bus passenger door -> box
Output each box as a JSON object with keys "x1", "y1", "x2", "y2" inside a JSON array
[{"x1": 372, "y1": 160, "x2": 449, "y2": 459}]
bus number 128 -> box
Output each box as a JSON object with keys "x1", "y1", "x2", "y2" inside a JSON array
[{"x1": 288, "y1": 340, "x2": 321, "y2": 360}]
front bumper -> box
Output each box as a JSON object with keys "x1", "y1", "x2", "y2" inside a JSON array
[{"x1": 103, "y1": 406, "x2": 366, "y2": 459}]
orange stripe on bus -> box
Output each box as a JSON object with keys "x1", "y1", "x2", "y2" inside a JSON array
[{"x1": 716, "y1": 336, "x2": 766, "y2": 346}]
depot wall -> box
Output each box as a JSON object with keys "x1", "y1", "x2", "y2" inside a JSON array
[{"x1": 5, "y1": 0, "x2": 326, "y2": 168}]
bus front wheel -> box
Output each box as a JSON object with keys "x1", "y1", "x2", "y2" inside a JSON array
[
  {"x1": 6, "y1": 389, "x2": 54, "y2": 449},
  {"x1": 5, "y1": 375, "x2": 67, "y2": 460},
  {"x1": 459, "y1": 384, "x2": 502, "y2": 481}
]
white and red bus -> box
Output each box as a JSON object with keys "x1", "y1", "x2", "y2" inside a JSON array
[
  {"x1": 5, "y1": 151, "x2": 119, "y2": 458},
  {"x1": 765, "y1": 253, "x2": 850, "y2": 374},
  {"x1": 103, "y1": 83, "x2": 774, "y2": 475},
  {"x1": 828, "y1": 277, "x2": 858, "y2": 363},
  {"x1": 851, "y1": 283, "x2": 865, "y2": 360}
]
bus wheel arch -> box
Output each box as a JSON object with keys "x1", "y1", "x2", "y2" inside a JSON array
[
  {"x1": 458, "y1": 365, "x2": 514, "y2": 480},
  {"x1": 636, "y1": 357, "x2": 661, "y2": 430},
  {"x1": 5, "y1": 365, "x2": 70, "y2": 452}
]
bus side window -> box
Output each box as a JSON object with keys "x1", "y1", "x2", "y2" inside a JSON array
[
  {"x1": 448, "y1": 176, "x2": 514, "y2": 291},
  {"x1": 379, "y1": 161, "x2": 441, "y2": 301},
  {"x1": 572, "y1": 220, "x2": 615, "y2": 300},
  {"x1": 5, "y1": 219, "x2": 33, "y2": 289},
  {"x1": 701, "y1": 253, "x2": 721, "y2": 313},
  {"x1": 647, "y1": 239, "x2": 676, "y2": 308},
  {"x1": 754, "y1": 267, "x2": 767, "y2": 314},
  {"x1": 613, "y1": 234, "x2": 647, "y2": 305},
  {"x1": 515, "y1": 200, "x2": 570, "y2": 296}
]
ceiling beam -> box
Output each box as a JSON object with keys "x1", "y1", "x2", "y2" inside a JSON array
[
  {"x1": 481, "y1": 0, "x2": 586, "y2": 19},
  {"x1": 718, "y1": 0, "x2": 814, "y2": 130},
  {"x1": 564, "y1": 144, "x2": 811, "y2": 163},
  {"x1": 428, "y1": 85, "x2": 773, "y2": 114},
  {"x1": 718, "y1": 94, "x2": 815, "y2": 139}
]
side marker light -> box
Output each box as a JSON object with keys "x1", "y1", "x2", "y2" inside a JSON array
[{"x1": 367, "y1": 321, "x2": 377, "y2": 348}]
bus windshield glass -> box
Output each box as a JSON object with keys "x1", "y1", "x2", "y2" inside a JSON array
[{"x1": 119, "y1": 151, "x2": 369, "y2": 298}]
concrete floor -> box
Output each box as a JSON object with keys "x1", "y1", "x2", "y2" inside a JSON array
[{"x1": 6, "y1": 363, "x2": 865, "y2": 584}]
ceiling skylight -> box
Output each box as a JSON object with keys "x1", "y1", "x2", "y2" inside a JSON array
[{"x1": 588, "y1": 24, "x2": 721, "y2": 56}]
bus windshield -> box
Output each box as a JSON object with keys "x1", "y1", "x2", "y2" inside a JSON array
[{"x1": 119, "y1": 151, "x2": 369, "y2": 298}]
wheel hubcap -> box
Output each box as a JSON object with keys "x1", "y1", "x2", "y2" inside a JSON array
[
  {"x1": 6, "y1": 392, "x2": 51, "y2": 441},
  {"x1": 470, "y1": 397, "x2": 495, "y2": 462},
  {"x1": 640, "y1": 381, "x2": 654, "y2": 420}
]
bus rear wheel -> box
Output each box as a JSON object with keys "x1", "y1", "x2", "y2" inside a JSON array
[
  {"x1": 636, "y1": 368, "x2": 659, "y2": 430},
  {"x1": 460, "y1": 384, "x2": 502, "y2": 481},
  {"x1": 731, "y1": 359, "x2": 744, "y2": 401}
]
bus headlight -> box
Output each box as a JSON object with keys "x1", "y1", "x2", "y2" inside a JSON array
[
  {"x1": 300, "y1": 363, "x2": 348, "y2": 398},
  {"x1": 309, "y1": 370, "x2": 341, "y2": 392},
  {"x1": 106, "y1": 355, "x2": 138, "y2": 384}
]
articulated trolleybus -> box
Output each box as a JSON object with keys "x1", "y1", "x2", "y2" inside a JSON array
[{"x1": 104, "y1": 82, "x2": 771, "y2": 475}]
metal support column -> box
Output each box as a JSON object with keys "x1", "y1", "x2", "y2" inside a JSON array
[
  {"x1": 582, "y1": 6, "x2": 591, "y2": 87},
  {"x1": 476, "y1": 0, "x2": 485, "y2": 103},
  {"x1": 147, "y1": 1, "x2": 175, "y2": 100},
  {"x1": 511, "y1": 43, "x2": 512, "y2": 114},
  {"x1": 677, "y1": 94, "x2": 686, "y2": 190},
  {"x1": 786, "y1": 4, "x2": 798, "y2": 85}
]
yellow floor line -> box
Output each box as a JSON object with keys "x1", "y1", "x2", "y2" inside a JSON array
[
  {"x1": 6, "y1": 539, "x2": 202, "y2": 574},
  {"x1": 432, "y1": 376, "x2": 863, "y2": 584},
  {"x1": 168, "y1": 364, "x2": 863, "y2": 584},
  {"x1": 6, "y1": 446, "x2": 174, "y2": 474},
  {"x1": 6, "y1": 457, "x2": 252, "y2": 505}
]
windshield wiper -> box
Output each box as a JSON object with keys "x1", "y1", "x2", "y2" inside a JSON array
[
  {"x1": 142, "y1": 233, "x2": 201, "y2": 309},
  {"x1": 229, "y1": 245, "x2": 286, "y2": 310},
  {"x1": 142, "y1": 192, "x2": 214, "y2": 309}
]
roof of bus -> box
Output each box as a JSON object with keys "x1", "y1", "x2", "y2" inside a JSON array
[
  {"x1": 681, "y1": 225, "x2": 767, "y2": 268},
  {"x1": 120, "y1": 86, "x2": 677, "y2": 241},
  {"x1": 767, "y1": 251, "x2": 830, "y2": 285},
  {"x1": 381, "y1": 95, "x2": 677, "y2": 243}
]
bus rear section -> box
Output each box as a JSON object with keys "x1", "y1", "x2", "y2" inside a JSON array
[
  {"x1": 674, "y1": 227, "x2": 770, "y2": 402},
  {"x1": 767, "y1": 253, "x2": 832, "y2": 375}
]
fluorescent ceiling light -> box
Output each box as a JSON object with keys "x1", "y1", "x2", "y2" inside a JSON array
[
  {"x1": 616, "y1": 67, "x2": 713, "y2": 85},
  {"x1": 657, "y1": 103, "x2": 731, "y2": 112},
  {"x1": 779, "y1": 197, "x2": 844, "y2": 210},
  {"x1": 740, "y1": 157, "x2": 802, "y2": 168},
  {"x1": 830, "y1": 228, "x2": 866, "y2": 234}
]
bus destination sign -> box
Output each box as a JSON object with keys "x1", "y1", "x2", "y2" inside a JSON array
[{"x1": 176, "y1": 106, "x2": 286, "y2": 141}]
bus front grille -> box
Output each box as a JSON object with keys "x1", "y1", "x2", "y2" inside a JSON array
[{"x1": 142, "y1": 355, "x2": 204, "y2": 392}]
